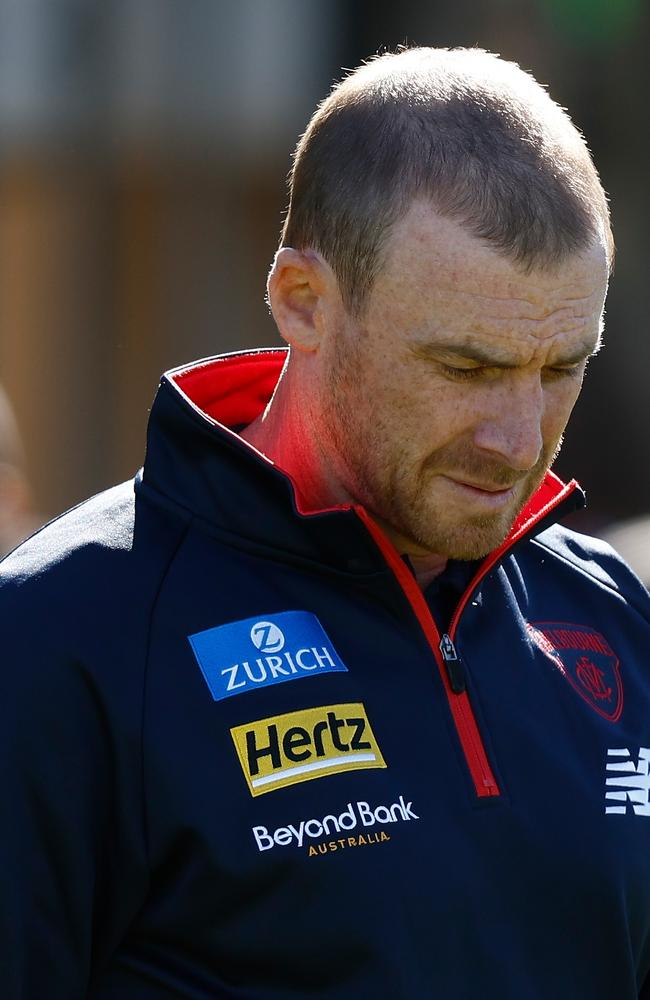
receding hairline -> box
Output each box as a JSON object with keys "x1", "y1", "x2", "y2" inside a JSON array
[
  {"x1": 281, "y1": 45, "x2": 614, "y2": 314},
  {"x1": 376, "y1": 194, "x2": 612, "y2": 279}
]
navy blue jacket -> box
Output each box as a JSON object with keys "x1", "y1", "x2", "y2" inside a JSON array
[{"x1": 2, "y1": 349, "x2": 650, "y2": 999}]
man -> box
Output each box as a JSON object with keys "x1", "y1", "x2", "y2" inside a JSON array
[{"x1": 1, "y1": 47, "x2": 649, "y2": 999}]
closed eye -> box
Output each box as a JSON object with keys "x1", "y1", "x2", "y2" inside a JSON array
[
  {"x1": 542, "y1": 364, "x2": 584, "y2": 381},
  {"x1": 440, "y1": 362, "x2": 585, "y2": 383},
  {"x1": 440, "y1": 363, "x2": 491, "y2": 381}
]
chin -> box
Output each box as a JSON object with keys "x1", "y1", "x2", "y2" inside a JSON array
[{"x1": 410, "y1": 508, "x2": 517, "y2": 561}]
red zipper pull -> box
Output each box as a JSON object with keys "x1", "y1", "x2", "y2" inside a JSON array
[{"x1": 439, "y1": 634, "x2": 466, "y2": 694}]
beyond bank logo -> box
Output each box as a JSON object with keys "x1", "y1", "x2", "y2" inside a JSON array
[
  {"x1": 252, "y1": 794, "x2": 419, "y2": 853},
  {"x1": 188, "y1": 611, "x2": 348, "y2": 702}
]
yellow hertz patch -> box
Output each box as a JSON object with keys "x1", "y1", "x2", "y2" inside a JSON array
[{"x1": 231, "y1": 703, "x2": 386, "y2": 797}]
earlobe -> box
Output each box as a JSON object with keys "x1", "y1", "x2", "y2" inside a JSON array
[{"x1": 267, "y1": 248, "x2": 332, "y2": 353}]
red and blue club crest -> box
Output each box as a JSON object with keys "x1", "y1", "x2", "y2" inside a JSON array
[{"x1": 528, "y1": 621, "x2": 623, "y2": 722}]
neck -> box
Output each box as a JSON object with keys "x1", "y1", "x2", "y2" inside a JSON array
[
  {"x1": 407, "y1": 551, "x2": 449, "y2": 588},
  {"x1": 240, "y1": 359, "x2": 345, "y2": 513},
  {"x1": 240, "y1": 359, "x2": 448, "y2": 588}
]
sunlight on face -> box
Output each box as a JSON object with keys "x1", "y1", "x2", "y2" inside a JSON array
[{"x1": 322, "y1": 205, "x2": 609, "y2": 559}]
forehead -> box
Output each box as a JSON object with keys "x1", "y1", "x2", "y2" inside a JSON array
[{"x1": 366, "y1": 203, "x2": 609, "y2": 358}]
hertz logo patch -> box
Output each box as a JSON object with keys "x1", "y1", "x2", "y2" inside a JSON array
[{"x1": 231, "y1": 703, "x2": 386, "y2": 797}]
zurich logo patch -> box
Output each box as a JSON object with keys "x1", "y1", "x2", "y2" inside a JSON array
[{"x1": 188, "y1": 611, "x2": 348, "y2": 701}]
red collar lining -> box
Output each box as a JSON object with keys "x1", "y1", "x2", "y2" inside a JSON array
[
  {"x1": 171, "y1": 350, "x2": 287, "y2": 428},
  {"x1": 170, "y1": 351, "x2": 352, "y2": 518}
]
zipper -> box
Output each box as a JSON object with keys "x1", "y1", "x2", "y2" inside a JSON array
[
  {"x1": 440, "y1": 633, "x2": 465, "y2": 694},
  {"x1": 354, "y1": 478, "x2": 581, "y2": 800},
  {"x1": 355, "y1": 507, "x2": 499, "y2": 799}
]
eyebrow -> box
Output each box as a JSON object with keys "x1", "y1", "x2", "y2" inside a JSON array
[{"x1": 415, "y1": 333, "x2": 603, "y2": 368}]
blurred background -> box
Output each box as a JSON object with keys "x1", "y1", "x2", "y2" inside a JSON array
[{"x1": 0, "y1": 0, "x2": 647, "y2": 570}]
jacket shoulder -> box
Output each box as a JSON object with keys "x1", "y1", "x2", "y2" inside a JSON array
[
  {"x1": 0, "y1": 478, "x2": 191, "y2": 648},
  {"x1": 532, "y1": 523, "x2": 650, "y2": 620},
  {"x1": 1, "y1": 480, "x2": 136, "y2": 579}
]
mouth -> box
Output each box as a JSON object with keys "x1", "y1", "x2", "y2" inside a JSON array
[
  {"x1": 442, "y1": 476, "x2": 518, "y2": 507},
  {"x1": 456, "y1": 480, "x2": 517, "y2": 494}
]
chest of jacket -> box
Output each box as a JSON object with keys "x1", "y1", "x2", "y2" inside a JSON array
[{"x1": 113, "y1": 524, "x2": 650, "y2": 997}]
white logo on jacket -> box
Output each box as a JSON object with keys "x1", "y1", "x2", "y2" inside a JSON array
[
  {"x1": 605, "y1": 748, "x2": 650, "y2": 815},
  {"x1": 250, "y1": 621, "x2": 285, "y2": 653},
  {"x1": 252, "y1": 794, "x2": 419, "y2": 852}
]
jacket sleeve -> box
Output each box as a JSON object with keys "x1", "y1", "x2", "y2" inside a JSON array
[{"x1": 0, "y1": 571, "x2": 121, "y2": 999}]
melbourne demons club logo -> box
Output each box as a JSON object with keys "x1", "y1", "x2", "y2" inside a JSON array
[{"x1": 528, "y1": 622, "x2": 623, "y2": 722}]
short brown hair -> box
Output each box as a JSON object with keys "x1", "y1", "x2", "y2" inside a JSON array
[{"x1": 281, "y1": 47, "x2": 613, "y2": 315}]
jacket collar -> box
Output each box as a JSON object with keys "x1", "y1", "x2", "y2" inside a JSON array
[{"x1": 139, "y1": 350, "x2": 585, "y2": 574}]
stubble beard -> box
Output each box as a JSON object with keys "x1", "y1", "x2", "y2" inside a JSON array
[
  {"x1": 391, "y1": 462, "x2": 548, "y2": 559},
  {"x1": 326, "y1": 343, "x2": 562, "y2": 560},
  {"x1": 359, "y1": 434, "x2": 559, "y2": 560},
  {"x1": 381, "y1": 437, "x2": 561, "y2": 560}
]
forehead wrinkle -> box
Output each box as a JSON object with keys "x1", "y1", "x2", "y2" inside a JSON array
[
  {"x1": 417, "y1": 327, "x2": 601, "y2": 367},
  {"x1": 416, "y1": 310, "x2": 600, "y2": 349},
  {"x1": 480, "y1": 313, "x2": 597, "y2": 341},
  {"x1": 418, "y1": 284, "x2": 604, "y2": 325}
]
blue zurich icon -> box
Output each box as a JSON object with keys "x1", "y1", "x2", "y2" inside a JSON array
[{"x1": 188, "y1": 611, "x2": 348, "y2": 701}]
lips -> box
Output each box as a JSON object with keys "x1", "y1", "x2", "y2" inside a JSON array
[
  {"x1": 440, "y1": 476, "x2": 519, "y2": 507},
  {"x1": 454, "y1": 480, "x2": 518, "y2": 494}
]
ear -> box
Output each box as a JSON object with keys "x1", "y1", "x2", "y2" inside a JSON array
[{"x1": 267, "y1": 248, "x2": 338, "y2": 352}]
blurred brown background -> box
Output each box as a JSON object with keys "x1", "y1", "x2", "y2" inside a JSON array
[{"x1": 0, "y1": 0, "x2": 647, "y2": 534}]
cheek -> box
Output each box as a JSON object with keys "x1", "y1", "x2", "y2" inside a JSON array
[{"x1": 542, "y1": 380, "x2": 583, "y2": 438}]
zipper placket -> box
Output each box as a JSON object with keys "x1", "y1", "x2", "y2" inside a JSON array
[
  {"x1": 355, "y1": 480, "x2": 580, "y2": 800},
  {"x1": 355, "y1": 507, "x2": 499, "y2": 798}
]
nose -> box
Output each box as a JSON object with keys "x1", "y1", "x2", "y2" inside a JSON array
[{"x1": 473, "y1": 379, "x2": 544, "y2": 472}]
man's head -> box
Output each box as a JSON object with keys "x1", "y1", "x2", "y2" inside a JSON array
[
  {"x1": 281, "y1": 47, "x2": 613, "y2": 317},
  {"x1": 265, "y1": 48, "x2": 611, "y2": 561}
]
